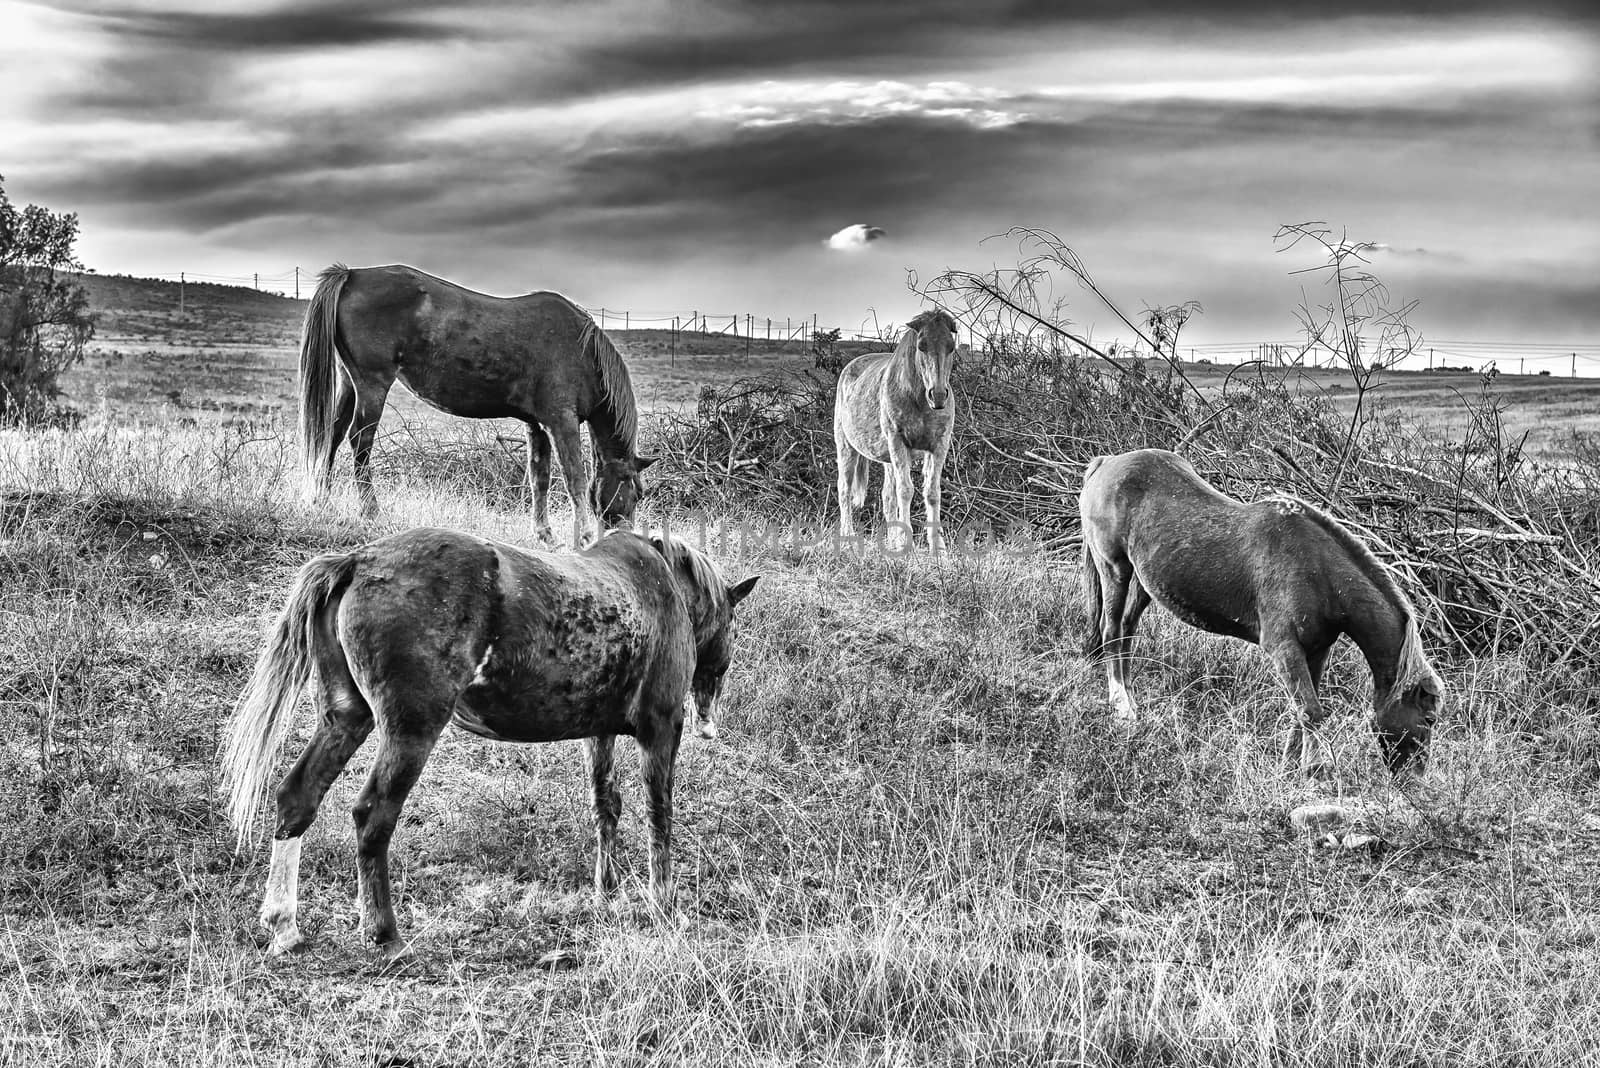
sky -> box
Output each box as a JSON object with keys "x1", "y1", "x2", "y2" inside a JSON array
[{"x1": 2, "y1": 0, "x2": 1597, "y2": 362}]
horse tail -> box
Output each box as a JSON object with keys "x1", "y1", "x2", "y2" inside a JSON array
[
  {"x1": 299, "y1": 264, "x2": 352, "y2": 497},
  {"x1": 579, "y1": 317, "x2": 639, "y2": 455},
  {"x1": 221, "y1": 551, "x2": 358, "y2": 848},
  {"x1": 1079, "y1": 455, "x2": 1106, "y2": 658},
  {"x1": 847, "y1": 455, "x2": 868, "y2": 509}
]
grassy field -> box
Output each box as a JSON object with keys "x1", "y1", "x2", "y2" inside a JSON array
[
  {"x1": 6, "y1": 274, "x2": 1599, "y2": 1064},
  {"x1": 2, "y1": 411, "x2": 1599, "y2": 1066}
]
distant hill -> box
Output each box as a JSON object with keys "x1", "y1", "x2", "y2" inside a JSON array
[
  {"x1": 68, "y1": 271, "x2": 879, "y2": 359},
  {"x1": 75, "y1": 272, "x2": 306, "y2": 346}
]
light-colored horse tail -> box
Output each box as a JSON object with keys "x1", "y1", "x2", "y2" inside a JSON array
[
  {"x1": 299, "y1": 264, "x2": 352, "y2": 496},
  {"x1": 1080, "y1": 455, "x2": 1106, "y2": 657},
  {"x1": 579, "y1": 317, "x2": 638, "y2": 454},
  {"x1": 221, "y1": 551, "x2": 358, "y2": 848},
  {"x1": 845, "y1": 453, "x2": 868, "y2": 508}
]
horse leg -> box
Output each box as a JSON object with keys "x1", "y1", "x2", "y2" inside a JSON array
[
  {"x1": 884, "y1": 439, "x2": 916, "y2": 551},
  {"x1": 347, "y1": 373, "x2": 394, "y2": 518},
  {"x1": 1266, "y1": 636, "x2": 1332, "y2": 783},
  {"x1": 585, "y1": 735, "x2": 622, "y2": 900},
  {"x1": 549, "y1": 415, "x2": 596, "y2": 548},
  {"x1": 525, "y1": 422, "x2": 555, "y2": 544},
  {"x1": 636, "y1": 714, "x2": 684, "y2": 912},
  {"x1": 260, "y1": 603, "x2": 373, "y2": 954},
  {"x1": 350, "y1": 727, "x2": 443, "y2": 952},
  {"x1": 921, "y1": 442, "x2": 949, "y2": 551},
  {"x1": 1097, "y1": 556, "x2": 1138, "y2": 725},
  {"x1": 878, "y1": 462, "x2": 898, "y2": 546},
  {"x1": 835, "y1": 437, "x2": 862, "y2": 537}
]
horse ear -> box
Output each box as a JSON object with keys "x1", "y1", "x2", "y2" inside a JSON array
[
  {"x1": 636, "y1": 455, "x2": 658, "y2": 471},
  {"x1": 726, "y1": 575, "x2": 760, "y2": 607},
  {"x1": 939, "y1": 310, "x2": 958, "y2": 334},
  {"x1": 649, "y1": 533, "x2": 667, "y2": 555}
]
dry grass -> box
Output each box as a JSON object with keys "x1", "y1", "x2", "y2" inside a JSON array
[{"x1": 2, "y1": 416, "x2": 1599, "y2": 1066}]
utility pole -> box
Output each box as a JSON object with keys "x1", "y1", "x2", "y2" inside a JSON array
[
  {"x1": 294, "y1": 266, "x2": 300, "y2": 300},
  {"x1": 671, "y1": 316, "x2": 677, "y2": 367},
  {"x1": 1519, "y1": 357, "x2": 1525, "y2": 375},
  {"x1": 1428, "y1": 348, "x2": 1433, "y2": 371},
  {"x1": 253, "y1": 272, "x2": 258, "y2": 290},
  {"x1": 1574, "y1": 353, "x2": 1578, "y2": 378},
  {"x1": 179, "y1": 272, "x2": 185, "y2": 317}
]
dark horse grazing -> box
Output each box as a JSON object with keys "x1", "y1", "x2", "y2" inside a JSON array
[
  {"x1": 299, "y1": 264, "x2": 655, "y2": 545},
  {"x1": 1080, "y1": 449, "x2": 1443, "y2": 778},
  {"x1": 222, "y1": 528, "x2": 758, "y2": 954},
  {"x1": 833, "y1": 310, "x2": 959, "y2": 549}
]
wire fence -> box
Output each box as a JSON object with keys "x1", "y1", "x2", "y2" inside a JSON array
[{"x1": 99, "y1": 267, "x2": 1600, "y2": 377}]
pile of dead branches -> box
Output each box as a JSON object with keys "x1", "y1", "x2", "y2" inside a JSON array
[{"x1": 646, "y1": 346, "x2": 1194, "y2": 531}]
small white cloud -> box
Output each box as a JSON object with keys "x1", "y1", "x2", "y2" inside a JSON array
[{"x1": 825, "y1": 223, "x2": 888, "y2": 251}]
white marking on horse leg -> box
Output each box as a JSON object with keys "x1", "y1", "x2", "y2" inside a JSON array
[
  {"x1": 1107, "y1": 669, "x2": 1136, "y2": 728},
  {"x1": 259, "y1": 837, "x2": 305, "y2": 954}
]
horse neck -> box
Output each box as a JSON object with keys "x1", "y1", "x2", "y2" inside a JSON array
[
  {"x1": 587, "y1": 408, "x2": 632, "y2": 461},
  {"x1": 1340, "y1": 572, "x2": 1412, "y2": 706}
]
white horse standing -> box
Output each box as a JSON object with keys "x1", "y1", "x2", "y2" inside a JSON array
[{"x1": 832, "y1": 310, "x2": 959, "y2": 548}]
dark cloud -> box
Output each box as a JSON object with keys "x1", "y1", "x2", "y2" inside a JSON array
[
  {"x1": 79, "y1": 1, "x2": 472, "y2": 51},
  {"x1": 12, "y1": 1, "x2": 1594, "y2": 341}
]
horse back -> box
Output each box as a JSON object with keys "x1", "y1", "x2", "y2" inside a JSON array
[
  {"x1": 334, "y1": 529, "x2": 690, "y2": 742},
  {"x1": 331, "y1": 267, "x2": 595, "y2": 420},
  {"x1": 1081, "y1": 449, "x2": 1357, "y2": 646}
]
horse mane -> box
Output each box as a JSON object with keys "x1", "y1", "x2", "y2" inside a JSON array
[
  {"x1": 1266, "y1": 493, "x2": 1438, "y2": 700},
  {"x1": 579, "y1": 318, "x2": 638, "y2": 454},
  {"x1": 649, "y1": 531, "x2": 728, "y2": 640}
]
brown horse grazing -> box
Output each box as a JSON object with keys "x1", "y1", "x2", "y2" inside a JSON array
[
  {"x1": 833, "y1": 310, "x2": 959, "y2": 548},
  {"x1": 299, "y1": 264, "x2": 655, "y2": 545},
  {"x1": 222, "y1": 527, "x2": 758, "y2": 955},
  {"x1": 1079, "y1": 449, "x2": 1443, "y2": 778}
]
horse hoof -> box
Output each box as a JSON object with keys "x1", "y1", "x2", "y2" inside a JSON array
[
  {"x1": 374, "y1": 938, "x2": 414, "y2": 963},
  {"x1": 259, "y1": 926, "x2": 306, "y2": 956}
]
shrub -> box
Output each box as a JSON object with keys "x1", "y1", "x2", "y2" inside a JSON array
[{"x1": 0, "y1": 176, "x2": 94, "y2": 423}]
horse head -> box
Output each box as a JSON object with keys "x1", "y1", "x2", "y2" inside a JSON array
[
  {"x1": 905, "y1": 309, "x2": 959, "y2": 410},
  {"x1": 592, "y1": 454, "x2": 657, "y2": 529},
  {"x1": 649, "y1": 533, "x2": 759, "y2": 739},
  {"x1": 1376, "y1": 667, "x2": 1443, "y2": 774}
]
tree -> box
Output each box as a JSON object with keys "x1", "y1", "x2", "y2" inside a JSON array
[{"x1": 0, "y1": 176, "x2": 94, "y2": 423}]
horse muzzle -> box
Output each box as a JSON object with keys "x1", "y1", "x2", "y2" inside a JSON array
[
  {"x1": 926, "y1": 389, "x2": 949, "y2": 410},
  {"x1": 1378, "y1": 728, "x2": 1429, "y2": 776}
]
